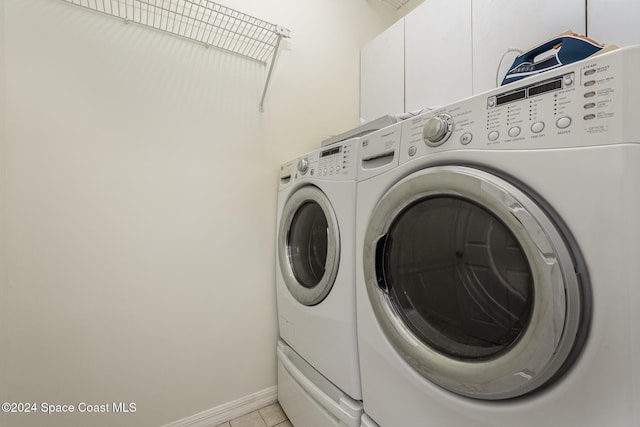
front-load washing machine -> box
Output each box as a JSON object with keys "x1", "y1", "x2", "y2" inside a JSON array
[
  {"x1": 355, "y1": 45, "x2": 640, "y2": 426},
  {"x1": 276, "y1": 137, "x2": 365, "y2": 427}
]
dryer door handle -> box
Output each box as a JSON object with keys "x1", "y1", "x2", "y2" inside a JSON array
[{"x1": 375, "y1": 233, "x2": 390, "y2": 293}]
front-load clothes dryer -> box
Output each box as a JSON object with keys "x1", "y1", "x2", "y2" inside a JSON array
[
  {"x1": 354, "y1": 124, "x2": 403, "y2": 427},
  {"x1": 355, "y1": 45, "x2": 640, "y2": 426},
  {"x1": 276, "y1": 137, "x2": 365, "y2": 426}
]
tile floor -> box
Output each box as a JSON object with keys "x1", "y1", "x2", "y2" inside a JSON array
[{"x1": 214, "y1": 402, "x2": 291, "y2": 427}]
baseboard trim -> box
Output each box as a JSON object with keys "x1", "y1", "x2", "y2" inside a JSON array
[{"x1": 162, "y1": 386, "x2": 278, "y2": 427}]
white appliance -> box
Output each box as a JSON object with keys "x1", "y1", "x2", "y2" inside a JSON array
[
  {"x1": 360, "y1": 413, "x2": 380, "y2": 427},
  {"x1": 276, "y1": 138, "x2": 363, "y2": 427},
  {"x1": 355, "y1": 123, "x2": 404, "y2": 427},
  {"x1": 355, "y1": 45, "x2": 640, "y2": 426}
]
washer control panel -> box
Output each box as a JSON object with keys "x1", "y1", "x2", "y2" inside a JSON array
[
  {"x1": 279, "y1": 138, "x2": 358, "y2": 187},
  {"x1": 400, "y1": 45, "x2": 640, "y2": 163}
]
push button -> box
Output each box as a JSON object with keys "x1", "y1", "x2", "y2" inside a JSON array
[
  {"x1": 488, "y1": 131, "x2": 500, "y2": 142},
  {"x1": 556, "y1": 117, "x2": 572, "y2": 129},
  {"x1": 563, "y1": 73, "x2": 574, "y2": 86},
  {"x1": 531, "y1": 122, "x2": 545, "y2": 133},
  {"x1": 460, "y1": 133, "x2": 473, "y2": 145},
  {"x1": 508, "y1": 127, "x2": 521, "y2": 138}
]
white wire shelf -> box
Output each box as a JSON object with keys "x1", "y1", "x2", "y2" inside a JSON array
[
  {"x1": 59, "y1": 0, "x2": 291, "y2": 110},
  {"x1": 381, "y1": 0, "x2": 411, "y2": 10}
]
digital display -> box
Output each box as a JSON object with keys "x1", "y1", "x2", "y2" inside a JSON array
[
  {"x1": 321, "y1": 146, "x2": 342, "y2": 157},
  {"x1": 528, "y1": 78, "x2": 562, "y2": 97},
  {"x1": 496, "y1": 89, "x2": 526, "y2": 106},
  {"x1": 491, "y1": 75, "x2": 568, "y2": 108}
]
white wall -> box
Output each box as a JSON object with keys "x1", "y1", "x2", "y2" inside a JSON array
[
  {"x1": 3, "y1": 0, "x2": 396, "y2": 426},
  {"x1": 253, "y1": 0, "x2": 406, "y2": 157}
]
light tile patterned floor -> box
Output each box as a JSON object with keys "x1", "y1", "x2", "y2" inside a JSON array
[{"x1": 214, "y1": 402, "x2": 292, "y2": 427}]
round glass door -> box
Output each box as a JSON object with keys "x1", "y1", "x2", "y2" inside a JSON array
[
  {"x1": 279, "y1": 185, "x2": 340, "y2": 306},
  {"x1": 384, "y1": 195, "x2": 534, "y2": 361},
  {"x1": 363, "y1": 165, "x2": 590, "y2": 400}
]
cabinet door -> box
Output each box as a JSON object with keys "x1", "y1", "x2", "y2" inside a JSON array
[
  {"x1": 405, "y1": 0, "x2": 472, "y2": 111},
  {"x1": 588, "y1": 0, "x2": 640, "y2": 46},
  {"x1": 360, "y1": 18, "x2": 405, "y2": 123},
  {"x1": 472, "y1": 0, "x2": 585, "y2": 94}
]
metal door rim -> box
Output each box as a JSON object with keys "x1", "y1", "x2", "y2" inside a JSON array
[
  {"x1": 363, "y1": 165, "x2": 587, "y2": 399},
  {"x1": 279, "y1": 185, "x2": 340, "y2": 306}
]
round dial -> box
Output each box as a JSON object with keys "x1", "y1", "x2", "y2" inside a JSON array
[
  {"x1": 297, "y1": 158, "x2": 309, "y2": 174},
  {"x1": 423, "y1": 113, "x2": 454, "y2": 147}
]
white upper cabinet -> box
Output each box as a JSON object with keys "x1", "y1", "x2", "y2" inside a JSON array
[
  {"x1": 360, "y1": 18, "x2": 405, "y2": 123},
  {"x1": 472, "y1": 0, "x2": 586, "y2": 95},
  {"x1": 405, "y1": 0, "x2": 472, "y2": 111},
  {"x1": 588, "y1": 0, "x2": 640, "y2": 46}
]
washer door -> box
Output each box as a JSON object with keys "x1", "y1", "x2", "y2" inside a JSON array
[
  {"x1": 279, "y1": 185, "x2": 340, "y2": 306},
  {"x1": 363, "y1": 165, "x2": 589, "y2": 400}
]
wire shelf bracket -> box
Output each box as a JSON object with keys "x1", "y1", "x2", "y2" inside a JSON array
[{"x1": 58, "y1": 0, "x2": 291, "y2": 111}]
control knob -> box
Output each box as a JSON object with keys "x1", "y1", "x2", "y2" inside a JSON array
[
  {"x1": 297, "y1": 158, "x2": 309, "y2": 174},
  {"x1": 423, "y1": 113, "x2": 454, "y2": 147}
]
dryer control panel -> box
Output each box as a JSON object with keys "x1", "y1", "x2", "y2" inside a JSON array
[{"x1": 399, "y1": 45, "x2": 640, "y2": 163}]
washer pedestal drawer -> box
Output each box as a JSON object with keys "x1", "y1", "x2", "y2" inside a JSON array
[{"x1": 277, "y1": 340, "x2": 363, "y2": 427}]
